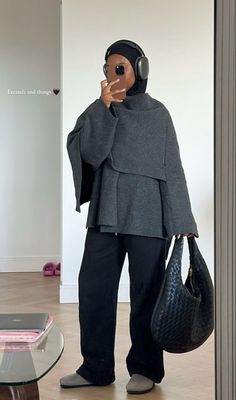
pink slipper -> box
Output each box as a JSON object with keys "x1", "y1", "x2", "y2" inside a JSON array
[
  {"x1": 43, "y1": 262, "x2": 55, "y2": 276},
  {"x1": 54, "y1": 263, "x2": 61, "y2": 276}
]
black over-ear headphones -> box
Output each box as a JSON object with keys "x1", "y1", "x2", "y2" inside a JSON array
[{"x1": 103, "y1": 39, "x2": 149, "y2": 80}]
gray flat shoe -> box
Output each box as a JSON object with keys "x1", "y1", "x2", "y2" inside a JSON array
[
  {"x1": 60, "y1": 373, "x2": 94, "y2": 388},
  {"x1": 126, "y1": 374, "x2": 155, "y2": 395}
]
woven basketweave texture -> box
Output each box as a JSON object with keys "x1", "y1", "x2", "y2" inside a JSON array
[{"x1": 151, "y1": 236, "x2": 214, "y2": 353}]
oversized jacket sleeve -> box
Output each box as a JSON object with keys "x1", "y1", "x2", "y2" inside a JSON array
[
  {"x1": 67, "y1": 97, "x2": 119, "y2": 212},
  {"x1": 160, "y1": 107, "x2": 199, "y2": 237}
]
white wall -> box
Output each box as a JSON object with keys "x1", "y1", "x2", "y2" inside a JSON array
[
  {"x1": 0, "y1": 0, "x2": 61, "y2": 271},
  {"x1": 61, "y1": 0, "x2": 214, "y2": 302}
]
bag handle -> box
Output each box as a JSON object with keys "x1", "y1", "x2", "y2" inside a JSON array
[{"x1": 187, "y1": 235, "x2": 195, "y2": 262}]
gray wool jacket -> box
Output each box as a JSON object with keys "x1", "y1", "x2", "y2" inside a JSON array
[{"x1": 67, "y1": 93, "x2": 198, "y2": 238}]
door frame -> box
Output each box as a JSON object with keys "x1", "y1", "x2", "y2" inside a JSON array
[{"x1": 214, "y1": 0, "x2": 236, "y2": 399}]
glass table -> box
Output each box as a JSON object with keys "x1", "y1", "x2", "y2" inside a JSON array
[{"x1": 0, "y1": 325, "x2": 64, "y2": 399}]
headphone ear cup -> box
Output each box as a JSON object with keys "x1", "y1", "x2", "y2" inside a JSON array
[
  {"x1": 103, "y1": 63, "x2": 107, "y2": 76},
  {"x1": 135, "y1": 56, "x2": 149, "y2": 80}
]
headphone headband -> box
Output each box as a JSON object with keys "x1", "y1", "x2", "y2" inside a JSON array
[{"x1": 105, "y1": 39, "x2": 146, "y2": 60}]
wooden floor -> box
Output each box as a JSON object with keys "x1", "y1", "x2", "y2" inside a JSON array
[{"x1": 0, "y1": 273, "x2": 215, "y2": 400}]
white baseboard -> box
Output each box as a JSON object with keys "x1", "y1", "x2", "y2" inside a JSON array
[
  {"x1": 118, "y1": 283, "x2": 130, "y2": 302},
  {"x1": 59, "y1": 284, "x2": 78, "y2": 303},
  {"x1": 0, "y1": 256, "x2": 60, "y2": 272},
  {"x1": 60, "y1": 283, "x2": 130, "y2": 303}
]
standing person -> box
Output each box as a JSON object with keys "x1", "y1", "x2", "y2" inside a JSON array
[{"x1": 60, "y1": 39, "x2": 198, "y2": 395}]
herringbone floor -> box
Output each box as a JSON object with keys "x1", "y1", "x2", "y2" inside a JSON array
[{"x1": 0, "y1": 273, "x2": 215, "y2": 400}]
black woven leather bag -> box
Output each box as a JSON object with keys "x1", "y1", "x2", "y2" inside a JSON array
[{"x1": 150, "y1": 236, "x2": 214, "y2": 353}]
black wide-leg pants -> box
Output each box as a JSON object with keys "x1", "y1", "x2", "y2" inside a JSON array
[{"x1": 76, "y1": 227, "x2": 169, "y2": 385}]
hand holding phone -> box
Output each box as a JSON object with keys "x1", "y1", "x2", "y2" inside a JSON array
[{"x1": 100, "y1": 79, "x2": 126, "y2": 108}]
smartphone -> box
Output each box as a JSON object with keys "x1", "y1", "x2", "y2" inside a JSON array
[{"x1": 106, "y1": 65, "x2": 126, "y2": 100}]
